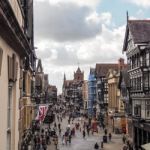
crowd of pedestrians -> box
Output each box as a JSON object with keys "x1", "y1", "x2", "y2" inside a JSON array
[
  {"x1": 21, "y1": 102, "x2": 130, "y2": 150},
  {"x1": 122, "y1": 134, "x2": 133, "y2": 150}
]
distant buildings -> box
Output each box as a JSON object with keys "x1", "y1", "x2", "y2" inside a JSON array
[
  {"x1": 88, "y1": 68, "x2": 96, "y2": 117},
  {"x1": 107, "y1": 61, "x2": 126, "y2": 133},
  {"x1": 47, "y1": 85, "x2": 57, "y2": 103},
  {"x1": 95, "y1": 61, "x2": 122, "y2": 126},
  {"x1": 82, "y1": 80, "x2": 88, "y2": 112},
  {"x1": 62, "y1": 67, "x2": 84, "y2": 112}
]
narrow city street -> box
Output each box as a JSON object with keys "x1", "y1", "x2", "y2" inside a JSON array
[
  {"x1": 2, "y1": 1, "x2": 150, "y2": 150},
  {"x1": 45, "y1": 115, "x2": 123, "y2": 150}
]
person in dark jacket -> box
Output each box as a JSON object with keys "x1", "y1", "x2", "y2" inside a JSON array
[
  {"x1": 94, "y1": 142, "x2": 99, "y2": 149},
  {"x1": 83, "y1": 130, "x2": 86, "y2": 138},
  {"x1": 108, "y1": 132, "x2": 112, "y2": 141}
]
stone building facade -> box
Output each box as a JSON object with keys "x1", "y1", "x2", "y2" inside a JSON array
[
  {"x1": 0, "y1": 0, "x2": 35, "y2": 149},
  {"x1": 107, "y1": 65, "x2": 126, "y2": 134}
]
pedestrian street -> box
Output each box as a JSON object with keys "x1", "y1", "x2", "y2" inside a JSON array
[{"x1": 47, "y1": 115, "x2": 123, "y2": 150}]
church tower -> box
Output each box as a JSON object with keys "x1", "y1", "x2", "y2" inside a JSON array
[
  {"x1": 74, "y1": 67, "x2": 84, "y2": 81},
  {"x1": 36, "y1": 59, "x2": 43, "y2": 73}
]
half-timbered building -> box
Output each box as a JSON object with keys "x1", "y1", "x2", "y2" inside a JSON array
[
  {"x1": 95, "y1": 59, "x2": 125, "y2": 127},
  {"x1": 123, "y1": 19, "x2": 150, "y2": 148}
]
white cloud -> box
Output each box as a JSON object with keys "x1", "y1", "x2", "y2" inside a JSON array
[
  {"x1": 86, "y1": 12, "x2": 112, "y2": 25},
  {"x1": 35, "y1": 24, "x2": 126, "y2": 93},
  {"x1": 34, "y1": 0, "x2": 126, "y2": 93},
  {"x1": 34, "y1": 1, "x2": 102, "y2": 42},
  {"x1": 128, "y1": 0, "x2": 150, "y2": 8},
  {"x1": 35, "y1": 0, "x2": 100, "y2": 7}
]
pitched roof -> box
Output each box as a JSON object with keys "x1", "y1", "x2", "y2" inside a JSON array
[
  {"x1": 36, "y1": 59, "x2": 43, "y2": 72},
  {"x1": 64, "y1": 80, "x2": 74, "y2": 87},
  {"x1": 123, "y1": 20, "x2": 150, "y2": 51},
  {"x1": 95, "y1": 64, "x2": 118, "y2": 77},
  {"x1": 129, "y1": 20, "x2": 150, "y2": 43},
  {"x1": 76, "y1": 67, "x2": 81, "y2": 73}
]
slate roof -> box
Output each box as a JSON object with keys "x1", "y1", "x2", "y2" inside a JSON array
[
  {"x1": 123, "y1": 20, "x2": 150, "y2": 51},
  {"x1": 128, "y1": 20, "x2": 150, "y2": 43},
  {"x1": 95, "y1": 64, "x2": 118, "y2": 77},
  {"x1": 64, "y1": 80, "x2": 74, "y2": 87}
]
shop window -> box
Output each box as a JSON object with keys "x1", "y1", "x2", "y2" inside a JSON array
[{"x1": 134, "y1": 105, "x2": 141, "y2": 117}]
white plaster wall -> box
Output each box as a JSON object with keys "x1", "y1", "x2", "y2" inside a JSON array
[
  {"x1": 0, "y1": 36, "x2": 20, "y2": 150},
  {"x1": 8, "y1": 0, "x2": 24, "y2": 29}
]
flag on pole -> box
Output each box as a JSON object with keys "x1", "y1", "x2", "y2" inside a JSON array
[{"x1": 36, "y1": 105, "x2": 48, "y2": 122}]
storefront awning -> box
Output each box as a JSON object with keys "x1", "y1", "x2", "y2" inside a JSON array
[{"x1": 141, "y1": 143, "x2": 150, "y2": 150}]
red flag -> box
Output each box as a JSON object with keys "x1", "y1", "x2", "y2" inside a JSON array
[{"x1": 36, "y1": 105, "x2": 48, "y2": 122}]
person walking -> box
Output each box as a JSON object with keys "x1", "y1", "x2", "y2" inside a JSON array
[
  {"x1": 108, "y1": 132, "x2": 112, "y2": 141},
  {"x1": 65, "y1": 131, "x2": 68, "y2": 145},
  {"x1": 59, "y1": 128, "x2": 61, "y2": 136},
  {"x1": 86, "y1": 125, "x2": 90, "y2": 136},
  {"x1": 122, "y1": 134, "x2": 126, "y2": 144},
  {"x1": 41, "y1": 136, "x2": 47, "y2": 150},
  {"x1": 46, "y1": 133, "x2": 50, "y2": 145},
  {"x1": 94, "y1": 142, "x2": 99, "y2": 150},
  {"x1": 68, "y1": 134, "x2": 72, "y2": 144},
  {"x1": 58, "y1": 123, "x2": 61, "y2": 130},
  {"x1": 62, "y1": 135, "x2": 65, "y2": 145},
  {"x1": 83, "y1": 130, "x2": 86, "y2": 139},
  {"x1": 54, "y1": 134, "x2": 58, "y2": 150},
  {"x1": 104, "y1": 128, "x2": 107, "y2": 135}
]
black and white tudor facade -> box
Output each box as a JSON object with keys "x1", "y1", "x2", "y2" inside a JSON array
[{"x1": 123, "y1": 19, "x2": 150, "y2": 148}]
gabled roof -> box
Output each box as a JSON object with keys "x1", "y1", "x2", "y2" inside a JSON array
[
  {"x1": 95, "y1": 64, "x2": 118, "y2": 77},
  {"x1": 123, "y1": 20, "x2": 150, "y2": 51},
  {"x1": 64, "y1": 80, "x2": 74, "y2": 87},
  {"x1": 76, "y1": 67, "x2": 82, "y2": 73},
  {"x1": 36, "y1": 59, "x2": 43, "y2": 72}
]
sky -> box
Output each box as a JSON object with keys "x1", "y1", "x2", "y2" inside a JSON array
[{"x1": 34, "y1": 0, "x2": 150, "y2": 93}]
